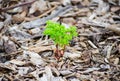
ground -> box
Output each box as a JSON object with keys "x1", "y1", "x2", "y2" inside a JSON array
[{"x1": 0, "y1": 0, "x2": 120, "y2": 81}]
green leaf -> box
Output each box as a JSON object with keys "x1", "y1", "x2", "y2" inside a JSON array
[{"x1": 43, "y1": 20, "x2": 78, "y2": 48}]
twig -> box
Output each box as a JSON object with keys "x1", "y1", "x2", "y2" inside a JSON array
[
  {"x1": 0, "y1": 0, "x2": 36, "y2": 12},
  {"x1": 0, "y1": 50, "x2": 23, "y2": 57},
  {"x1": 81, "y1": 18, "x2": 109, "y2": 28},
  {"x1": 22, "y1": 5, "x2": 73, "y2": 29},
  {"x1": 88, "y1": 40, "x2": 97, "y2": 48},
  {"x1": 25, "y1": 5, "x2": 57, "y2": 21},
  {"x1": 91, "y1": 59, "x2": 120, "y2": 68},
  {"x1": 38, "y1": 5, "x2": 57, "y2": 18}
]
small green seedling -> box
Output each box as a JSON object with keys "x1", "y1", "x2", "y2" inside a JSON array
[{"x1": 44, "y1": 20, "x2": 77, "y2": 60}]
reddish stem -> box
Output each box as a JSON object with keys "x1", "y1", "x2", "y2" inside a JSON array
[
  {"x1": 55, "y1": 44, "x2": 59, "y2": 60},
  {"x1": 55, "y1": 44, "x2": 66, "y2": 60}
]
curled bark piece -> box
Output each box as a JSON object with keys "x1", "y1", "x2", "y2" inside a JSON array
[{"x1": 106, "y1": 25, "x2": 120, "y2": 35}]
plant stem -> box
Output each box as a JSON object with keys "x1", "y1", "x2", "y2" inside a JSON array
[
  {"x1": 62, "y1": 45, "x2": 66, "y2": 56},
  {"x1": 55, "y1": 44, "x2": 59, "y2": 60},
  {"x1": 56, "y1": 44, "x2": 59, "y2": 54},
  {"x1": 55, "y1": 44, "x2": 66, "y2": 60}
]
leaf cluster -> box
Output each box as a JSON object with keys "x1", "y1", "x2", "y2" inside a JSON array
[{"x1": 43, "y1": 20, "x2": 77, "y2": 48}]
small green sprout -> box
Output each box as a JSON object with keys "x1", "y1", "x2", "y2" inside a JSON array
[{"x1": 43, "y1": 20, "x2": 77, "y2": 60}]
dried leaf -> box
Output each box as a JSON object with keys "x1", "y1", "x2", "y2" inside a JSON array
[
  {"x1": 114, "y1": 58, "x2": 119, "y2": 65},
  {"x1": 9, "y1": 59, "x2": 26, "y2": 66},
  {"x1": 60, "y1": 0, "x2": 71, "y2": 6},
  {"x1": 18, "y1": 67, "x2": 30, "y2": 76},
  {"x1": 39, "y1": 74, "x2": 48, "y2": 81},
  {"x1": 28, "y1": 46, "x2": 52, "y2": 53},
  {"x1": 29, "y1": 28, "x2": 41, "y2": 35},
  {"x1": 9, "y1": 27, "x2": 32, "y2": 40},
  {"x1": 3, "y1": 37, "x2": 17, "y2": 54},
  {"x1": 60, "y1": 70, "x2": 72, "y2": 75},
  {"x1": 0, "y1": 22, "x2": 4, "y2": 30},
  {"x1": 62, "y1": 17, "x2": 76, "y2": 26},
  {"x1": 45, "y1": 66, "x2": 54, "y2": 81},
  {"x1": 29, "y1": 0, "x2": 48, "y2": 14},
  {"x1": 23, "y1": 51, "x2": 45, "y2": 66},
  {"x1": 80, "y1": 67, "x2": 100, "y2": 73},
  {"x1": 30, "y1": 69, "x2": 45, "y2": 80},
  {"x1": 106, "y1": 25, "x2": 120, "y2": 35},
  {"x1": 64, "y1": 52, "x2": 81, "y2": 60}
]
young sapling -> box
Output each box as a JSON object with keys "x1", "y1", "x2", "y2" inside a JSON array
[{"x1": 43, "y1": 20, "x2": 77, "y2": 60}]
